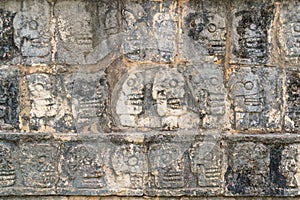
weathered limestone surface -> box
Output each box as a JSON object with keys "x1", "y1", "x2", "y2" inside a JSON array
[{"x1": 0, "y1": 0, "x2": 299, "y2": 198}]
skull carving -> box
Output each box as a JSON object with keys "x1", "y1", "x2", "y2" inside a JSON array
[
  {"x1": 14, "y1": 5, "x2": 50, "y2": 58},
  {"x1": 229, "y1": 68, "x2": 264, "y2": 130},
  {"x1": 116, "y1": 71, "x2": 145, "y2": 127},
  {"x1": 65, "y1": 144, "x2": 105, "y2": 188},
  {"x1": 189, "y1": 142, "x2": 221, "y2": 187},
  {"x1": 149, "y1": 144, "x2": 185, "y2": 188}
]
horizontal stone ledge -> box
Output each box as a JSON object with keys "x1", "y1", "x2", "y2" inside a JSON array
[{"x1": 0, "y1": 132, "x2": 297, "y2": 196}]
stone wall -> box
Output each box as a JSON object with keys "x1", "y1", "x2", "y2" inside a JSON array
[{"x1": 0, "y1": 0, "x2": 299, "y2": 198}]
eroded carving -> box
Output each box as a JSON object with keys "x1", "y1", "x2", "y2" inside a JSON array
[
  {"x1": 20, "y1": 143, "x2": 58, "y2": 188},
  {"x1": 285, "y1": 70, "x2": 300, "y2": 132},
  {"x1": 185, "y1": 12, "x2": 226, "y2": 57},
  {"x1": 13, "y1": 0, "x2": 51, "y2": 63},
  {"x1": 0, "y1": 142, "x2": 15, "y2": 187},
  {"x1": 63, "y1": 144, "x2": 105, "y2": 188},
  {"x1": 280, "y1": 145, "x2": 298, "y2": 188},
  {"x1": 226, "y1": 142, "x2": 270, "y2": 195},
  {"x1": 112, "y1": 144, "x2": 146, "y2": 188},
  {"x1": 0, "y1": 70, "x2": 18, "y2": 130},
  {"x1": 229, "y1": 68, "x2": 264, "y2": 130},
  {"x1": 55, "y1": 1, "x2": 94, "y2": 64},
  {"x1": 228, "y1": 67, "x2": 282, "y2": 131},
  {"x1": 153, "y1": 12, "x2": 177, "y2": 62},
  {"x1": 149, "y1": 144, "x2": 185, "y2": 189},
  {"x1": 114, "y1": 67, "x2": 199, "y2": 130},
  {"x1": 116, "y1": 71, "x2": 146, "y2": 128},
  {"x1": 185, "y1": 64, "x2": 226, "y2": 129},
  {"x1": 231, "y1": 1, "x2": 274, "y2": 64},
  {"x1": 189, "y1": 141, "x2": 221, "y2": 187},
  {"x1": 122, "y1": 3, "x2": 148, "y2": 61},
  {"x1": 152, "y1": 68, "x2": 199, "y2": 130},
  {"x1": 72, "y1": 72, "x2": 109, "y2": 133},
  {"x1": 0, "y1": 9, "x2": 17, "y2": 61},
  {"x1": 279, "y1": 1, "x2": 300, "y2": 64},
  {"x1": 27, "y1": 73, "x2": 74, "y2": 132}
]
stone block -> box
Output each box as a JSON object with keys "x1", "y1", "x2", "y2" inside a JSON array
[
  {"x1": 23, "y1": 72, "x2": 74, "y2": 132},
  {"x1": 228, "y1": 66, "x2": 283, "y2": 131},
  {"x1": 230, "y1": 0, "x2": 275, "y2": 65},
  {"x1": 54, "y1": 0, "x2": 122, "y2": 65},
  {"x1": 277, "y1": 0, "x2": 300, "y2": 65},
  {"x1": 285, "y1": 68, "x2": 300, "y2": 132},
  {"x1": 65, "y1": 70, "x2": 110, "y2": 133},
  {"x1": 145, "y1": 133, "x2": 223, "y2": 196},
  {"x1": 0, "y1": 67, "x2": 19, "y2": 130},
  {"x1": 122, "y1": 0, "x2": 178, "y2": 63},
  {"x1": 225, "y1": 135, "x2": 300, "y2": 196},
  {"x1": 0, "y1": 0, "x2": 52, "y2": 65},
  {"x1": 180, "y1": 0, "x2": 227, "y2": 62}
]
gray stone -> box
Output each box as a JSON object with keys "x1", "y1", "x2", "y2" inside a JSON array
[
  {"x1": 13, "y1": 0, "x2": 52, "y2": 65},
  {"x1": 25, "y1": 73, "x2": 74, "y2": 132},
  {"x1": 228, "y1": 66, "x2": 283, "y2": 131},
  {"x1": 0, "y1": 67, "x2": 19, "y2": 130},
  {"x1": 112, "y1": 65, "x2": 200, "y2": 131},
  {"x1": 122, "y1": 0, "x2": 177, "y2": 63},
  {"x1": 70, "y1": 71, "x2": 110, "y2": 133},
  {"x1": 0, "y1": 8, "x2": 18, "y2": 62},
  {"x1": 145, "y1": 133, "x2": 223, "y2": 196},
  {"x1": 180, "y1": 0, "x2": 227, "y2": 62},
  {"x1": 19, "y1": 142, "x2": 59, "y2": 188},
  {"x1": 285, "y1": 69, "x2": 300, "y2": 132},
  {"x1": 230, "y1": 0, "x2": 274, "y2": 65},
  {"x1": 55, "y1": 0, "x2": 121, "y2": 65},
  {"x1": 278, "y1": 0, "x2": 300, "y2": 65}
]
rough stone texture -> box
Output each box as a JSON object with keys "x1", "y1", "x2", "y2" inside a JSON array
[{"x1": 0, "y1": 0, "x2": 299, "y2": 198}]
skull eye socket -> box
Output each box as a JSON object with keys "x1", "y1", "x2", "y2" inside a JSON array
[
  {"x1": 169, "y1": 79, "x2": 178, "y2": 88},
  {"x1": 127, "y1": 78, "x2": 136, "y2": 87},
  {"x1": 293, "y1": 24, "x2": 300, "y2": 33},
  {"x1": 190, "y1": 20, "x2": 196, "y2": 28},
  {"x1": 207, "y1": 23, "x2": 216, "y2": 33},
  {"x1": 161, "y1": 153, "x2": 172, "y2": 164},
  {"x1": 34, "y1": 83, "x2": 44, "y2": 92},
  {"x1": 291, "y1": 83, "x2": 298, "y2": 92},
  {"x1": 244, "y1": 81, "x2": 254, "y2": 90},
  {"x1": 29, "y1": 20, "x2": 38, "y2": 30},
  {"x1": 210, "y1": 77, "x2": 219, "y2": 86}
]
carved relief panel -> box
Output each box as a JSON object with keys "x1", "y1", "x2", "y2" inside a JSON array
[
  {"x1": 13, "y1": 0, "x2": 51, "y2": 64},
  {"x1": 189, "y1": 141, "x2": 222, "y2": 187},
  {"x1": 146, "y1": 134, "x2": 223, "y2": 196},
  {"x1": 230, "y1": 0, "x2": 274, "y2": 64},
  {"x1": 0, "y1": 9, "x2": 17, "y2": 62},
  {"x1": 55, "y1": 0, "x2": 121, "y2": 65},
  {"x1": 181, "y1": 0, "x2": 227, "y2": 62},
  {"x1": 226, "y1": 142, "x2": 271, "y2": 195},
  {"x1": 184, "y1": 63, "x2": 226, "y2": 129},
  {"x1": 0, "y1": 68, "x2": 19, "y2": 130},
  {"x1": 70, "y1": 71, "x2": 109, "y2": 133},
  {"x1": 122, "y1": 0, "x2": 177, "y2": 63},
  {"x1": 55, "y1": 0, "x2": 94, "y2": 64},
  {"x1": 149, "y1": 143, "x2": 185, "y2": 189},
  {"x1": 19, "y1": 143, "x2": 59, "y2": 188},
  {"x1": 0, "y1": 142, "x2": 16, "y2": 188},
  {"x1": 111, "y1": 144, "x2": 147, "y2": 189},
  {"x1": 112, "y1": 66, "x2": 200, "y2": 131},
  {"x1": 285, "y1": 69, "x2": 300, "y2": 132},
  {"x1": 60, "y1": 143, "x2": 106, "y2": 189},
  {"x1": 228, "y1": 66, "x2": 282, "y2": 131},
  {"x1": 278, "y1": 0, "x2": 300, "y2": 64},
  {"x1": 26, "y1": 73, "x2": 74, "y2": 132}
]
